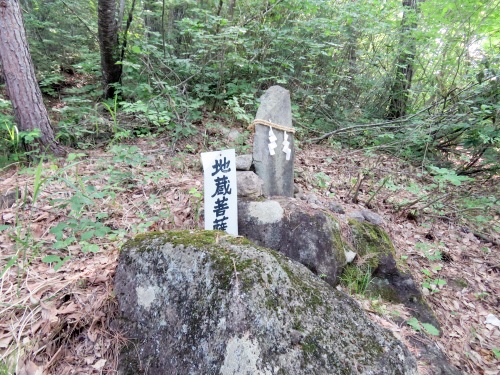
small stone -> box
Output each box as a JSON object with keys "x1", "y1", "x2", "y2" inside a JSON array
[
  {"x1": 485, "y1": 314, "x2": 500, "y2": 328},
  {"x1": 328, "y1": 202, "x2": 345, "y2": 214},
  {"x1": 218, "y1": 126, "x2": 231, "y2": 136},
  {"x1": 304, "y1": 194, "x2": 319, "y2": 204},
  {"x1": 361, "y1": 210, "x2": 384, "y2": 225},
  {"x1": 344, "y1": 250, "x2": 357, "y2": 263},
  {"x1": 348, "y1": 210, "x2": 365, "y2": 222},
  {"x1": 235, "y1": 154, "x2": 253, "y2": 171},
  {"x1": 296, "y1": 193, "x2": 306, "y2": 200},
  {"x1": 227, "y1": 129, "x2": 241, "y2": 142},
  {"x1": 0, "y1": 191, "x2": 16, "y2": 209},
  {"x1": 290, "y1": 329, "x2": 304, "y2": 345},
  {"x1": 236, "y1": 172, "x2": 264, "y2": 198}
]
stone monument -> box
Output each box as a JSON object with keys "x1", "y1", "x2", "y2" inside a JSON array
[{"x1": 252, "y1": 85, "x2": 294, "y2": 197}]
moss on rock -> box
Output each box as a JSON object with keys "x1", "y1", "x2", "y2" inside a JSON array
[
  {"x1": 348, "y1": 219, "x2": 396, "y2": 269},
  {"x1": 115, "y1": 229, "x2": 418, "y2": 374}
]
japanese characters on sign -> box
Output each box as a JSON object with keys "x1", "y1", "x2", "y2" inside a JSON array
[{"x1": 201, "y1": 149, "x2": 238, "y2": 235}]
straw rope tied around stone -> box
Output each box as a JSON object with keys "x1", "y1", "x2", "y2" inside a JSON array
[
  {"x1": 252, "y1": 119, "x2": 294, "y2": 161},
  {"x1": 251, "y1": 119, "x2": 296, "y2": 134}
]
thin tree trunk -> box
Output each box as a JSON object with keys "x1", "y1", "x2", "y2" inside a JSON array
[
  {"x1": 386, "y1": 0, "x2": 421, "y2": 119},
  {"x1": 216, "y1": 0, "x2": 224, "y2": 17},
  {"x1": 344, "y1": 0, "x2": 359, "y2": 102},
  {"x1": 98, "y1": 0, "x2": 122, "y2": 99},
  {"x1": 228, "y1": 0, "x2": 236, "y2": 20},
  {"x1": 0, "y1": 0, "x2": 64, "y2": 156}
]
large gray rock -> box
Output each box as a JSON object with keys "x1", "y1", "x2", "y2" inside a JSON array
[
  {"x1": 238, "y1": 197, "x2": 348, "y2": 286},
  {"x1": 253, "y1": 86, "x2": 294, "y2": 197},
  {"x1": 114, "y1": 230, "x2": 418, "y2": 375}
]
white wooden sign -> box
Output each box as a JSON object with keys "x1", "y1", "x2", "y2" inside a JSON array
[{"x1": 201, "y1": 149, "x2": 238, "y2": 235}]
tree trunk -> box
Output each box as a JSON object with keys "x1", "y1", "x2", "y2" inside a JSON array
[
  {"x1": 98, "y1": 0, "x2": 122, "y2": 99},
  {"x1": 386, "y1": 0, "x2": 421, "y2": 119},
  {"x1": 0, "y1": 0, "x2": 65, "y2": 156},
  {"x1": 228, "y1": 0, "x2": 236, "y2": 20}
]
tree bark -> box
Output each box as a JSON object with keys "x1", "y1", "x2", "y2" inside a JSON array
[
  {"x1": 228, "y1": 0, "x2": 236, "y2": 20},
  {"x1": 98, "y1": 0, "x2": 122, "y2": 99},
  {"x1": 0, "y1": 0, "x2": 65, "y2": 156},
  {"x1": 386, "y1": 0, "x2": 421, "y2": 119}
]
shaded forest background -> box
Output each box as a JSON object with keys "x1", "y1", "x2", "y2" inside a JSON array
[{"x1": 0, "y1": 0, "x2": 498, "y2": 235}]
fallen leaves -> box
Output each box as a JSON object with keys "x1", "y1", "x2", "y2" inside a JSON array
[{"x1": 0, "y1": 139, "x2": 498, "y2": 374}]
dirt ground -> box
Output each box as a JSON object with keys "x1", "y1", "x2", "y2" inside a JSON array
[{"x1": 1, "y1": 129, "x2": 498, "y2": 374}]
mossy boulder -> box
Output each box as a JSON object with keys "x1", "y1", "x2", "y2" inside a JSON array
[
  {"x1": 238, "y1": 197, "x2": 350, "y2": 285},
  {"x1": 347, "y1": 220, "x2": 442, "y2": 334},
  {"x1": 114, "y1": 230, "x2": 418, "y2": 375},
  {"x1": 348, "y1": 219, "x2": 396, "y2": 271}
]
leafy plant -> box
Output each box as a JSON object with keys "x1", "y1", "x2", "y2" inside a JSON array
[
  {"x1": 314, "y1": 172, "x2": 331, "y2": 190},
  {"x1": 188, "y1": 187, "x2": 203, "y2": 222},
  {"x1": 407, "y1": 317, "x2": 440, "y2": 336},
  {"x1": 101, "y1": 94, "x2": 121, "y2": 136},
  {"x1": 421, "y1": 267, "x2": 447, "y2": 294},
  {"x1": 493, "y1": 348, "x2": 500, "y2": 359},
  {"x1": 415, "y1": 242, "x2": 442, "y2": 262},
  {"x1": 224, "y1": 93, "x2": 256, "y2": 125},
  {"x1": 41, "y1": 254, "x2": 71, "y2": 271}
]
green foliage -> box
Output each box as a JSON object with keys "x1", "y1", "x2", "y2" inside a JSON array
[
  {"x1": 340, "y1": 264, "x2": 372, "y2": 295},
  {"x1": 0, "y1": 99, "x2": 42, "y2": 164},
  {"x1": 0, "y1": 254, "x2": 17, "y2": 278},
  {"x1": 428, "y1": 166, "x2": 473, "y2": 187},
  {"x1": 101, "y1": 94, "x2": 120, "y2": 135},
  {"x1": 38, "y1": 72, "x2": 65, "y2": 97},
  {"x1": 407, "y1": 317, "x2": 440, "y2": 336},
  {"x1": 41, "y1": 254, "x2": 71, "y2": 271},
  {"x1": 421, "y1": 268, "x2": 447, "y2": 294},
  {"x1": 0, "y1": 359, "x2": 12, "y2": 375},
  {"x1": 7, "y1": 0, "x2": 496, "y2": 179},
  {"x1": 314, "y1": 172, "x2": 331, "y2": 190},
  {"x1": 415, "y1": 242, "x2": 442, "y2": 262},
  {"x1": 225, "y1": 93, "x2": 256, "y2": 125},
  {"x1": 0, "y1": 0, "x2": 493, "y2": 242},
  {"x1": 0, "y1": 147, "x2": 173, "y2": 272},
  {"x1": 414, "y1": 242, "x2": 447, "y2": 293},
  {"x1": 493, "y1": 348, "x2": 500, "y2": 359}
]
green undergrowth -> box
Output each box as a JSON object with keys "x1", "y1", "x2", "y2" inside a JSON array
[
  {"x1": 340, "y1": 264, "x2": 373, "y2": 296},
  {"x1": 1, "y1": 146, "x2": 174, "y2": 277}
]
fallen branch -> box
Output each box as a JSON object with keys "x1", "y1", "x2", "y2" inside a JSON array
[
  {"x1": 305, "y1": 98, "x2": 445, "y2": 144},
  {"x1": 472, "y1": 231, "x2": 499, "y2": 246}
]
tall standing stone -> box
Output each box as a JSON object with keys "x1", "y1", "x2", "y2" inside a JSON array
[{"x1": 253, "y1": 86, "x2": 294, "y2": 197}]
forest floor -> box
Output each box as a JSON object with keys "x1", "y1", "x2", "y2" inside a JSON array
[{"x1": 0, "y1": 123, "x2": 498, "y2": 374}]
